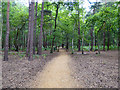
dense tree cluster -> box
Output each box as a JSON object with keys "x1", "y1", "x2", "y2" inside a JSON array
[{"x1": 2, "y1": 0, "x2": 119, "y2": 60}]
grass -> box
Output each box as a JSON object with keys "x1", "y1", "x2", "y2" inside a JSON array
[{"x1": 74, "y1": 45, "x2": 118, "y2": 51}]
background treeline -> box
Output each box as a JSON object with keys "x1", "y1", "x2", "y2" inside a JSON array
[{"x1": 2, "y1": 0, "x2": 119, "y2": 60}]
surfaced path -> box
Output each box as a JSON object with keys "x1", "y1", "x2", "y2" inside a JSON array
[{"x1": 29, "y1": 49, "x2": 82, "y2": 88}]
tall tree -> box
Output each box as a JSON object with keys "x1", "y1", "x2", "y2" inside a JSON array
[
  {"x1": 103, "y1": 21, "x2": 106, "y2": 51},
  {"x1": 118, "y1": 3, "x2": 120, "y2": 51},
  {"x1": 90, "y1": 3, "x2": 96, "y2": 51},
  {"x1": 51, "y1": 3, "x2": 59, "y2": 53},
  {"x1": 33, "y1": 0, "x2": 38, "y2": 54},
  {"x1": 26, "y1": 1, "x2": 31, "y2": 57},
  {"x1": 107, "y1": 25, "x2": 110, "y2": 51},
  {"x1": 4, "y1": 0, "x2": 10, "y2": 61},
  {"x1": 38, "y1": 1, "x2": 44, "y2": 55},
  {"x1": 103, "y1": 1, "x2": 107, "y2": 51},
  {"x1": 90, "y1": 27, "x2": 93, "y2": 51},
  {"x1": 28, "y1": 1, "x2": 35, "y2": 60},
  {"x1": 78, "y1": 5, "x2": 81, "y2": 51}
]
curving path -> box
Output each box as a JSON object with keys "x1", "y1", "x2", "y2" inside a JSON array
[{"x1": 29, "y1": 49, "x2": 82, "y2": 88}]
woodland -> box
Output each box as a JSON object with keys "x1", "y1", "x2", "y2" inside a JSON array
[
  {"x1": 1, "y1": 0, "x2": 120, "y2": 88},
  {"x1": 2, "y1": 0, "x2": 119, "y2": 61}
]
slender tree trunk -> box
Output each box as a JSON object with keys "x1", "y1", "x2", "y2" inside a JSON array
[
  {"x1": 38, "y1": 1, "x2": 44, "y2": 55},
  {"x1": 90, "y1": 28, "x2": 93, "y2": 51},
  {"x1": 103, "y1": 1, "x2": 106, "y2": 51},
  {"x1": 72, "y1": 39, "x2": 74, "y2": 54},
  {"x1": 103, "y1": 23, "x2": 106, "y2": 51},
  {"x1": 4, "y1": 0, "x2": 10, "y2": 61},
  {"x1": 26, "y1": 2, "x2": 31, "y2": 57},
  {"x1": 89, "y1": 42, "x2": 90, "y2": 52},
  {"x1": 94, "y1": 32, "x2": 96, "y2": 50},
  {"x1": 28, "y1": 1, "x2": 35, "y2": 60},
  {"x1": 97, "y1": 33, "x2": 100, "y2": 54},
  {"x1": 118, "y1": 4, "x2": 120, "y2": 50},
  {"x1": 107, "y1": 29, "x2": 110, "y2": 51},
  {"x1": 43, "y1": 30, "x2": 45, "y2": 48},
  {"x1": 51, "y1": 4, "x2": 59, "y2": 53},
  {"x1": 62, "y1": 43, "x2": 64, "y2": 48},
  {"x1": 9, "y1": 35, "x2": 11, "y2": 50},
  {"x1": 103, "y1": 31, "x2": 106, "y2": 51},
  {"x1": 82, "y1": 32, "x2": 84, "y2": 54},
  {"x1": 33, "y1": 1, "x2": 38, "y2": 54},
  {"x1": 15, "y1": 29, "x2": 19, "y2": 51},
  {"x1": 95, "y1": 34, "x2": 97, "y2": 46},
  {"x1": 97, "y1": 24, "x2": 104, "y2": 54},
  {"x1": 45, "y1": 33, "x2": 47, "y2": 50},
  {"x1": 78, "y1": 10, "x2": 80, "y2": 51},
  {"x1": 66, "y1": 35, "x2": 69, "y2": 52}
]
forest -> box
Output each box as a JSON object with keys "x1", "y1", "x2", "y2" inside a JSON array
[
  {"x1": 1, "y1": 0, "x2": 119, "y2": 61},
  {"x1": 1, "y1": 0, "x2": 120, "y2": 88}
]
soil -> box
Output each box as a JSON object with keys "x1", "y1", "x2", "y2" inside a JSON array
[
  {"x1": 70, "y1": 50, "x2": 118, "y2": 88},
  {"x1": 2, "y1": 51, "x2": 59, "y2": 88},
  {"x1": 2, "y1": 49, "x2": 118, "y2": 88}
]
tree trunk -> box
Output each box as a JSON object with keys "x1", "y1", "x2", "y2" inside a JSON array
[
  {"x1": 89, "y1": 42, "x2": 90, "y2": 52},
  {"x1": 71, "y1": 39, "x2": 74, "y2": 54},
  {"x1": 82, "y1": 32, "x2": 84, "y2": 54},
  {"x1": 107, "y1": 29, "x2": 110, "y2": 51},
  {"x1": 95, "y1": 34, "x2": 97, "y2": 46},
  {"x1": 28, "y1": 1, "x2": 35, "y2": 60},
  {"x1": 78, "y1": 10, "x2": 80, "y2": 51},
  {"x1": 26, "y1": 2, "x2": 31, "y2": 57},
  {"x1": 62, "y1": 44, "x2": 64, "y2": 48},
  {"x1": 118, "y1": 5, "x2": 120, "y2": 50},
  {"x1": 38, "y1": 1, "x2": 44, "y2": 55},
  {"x1": 15, "y1": 29, "x2": 19, "y2": 51},
  {"x1": 43, "y1": 28, "x2": 46, "y2": 49},
  {"x1": 97, "y1": 33, "x2": 100, "y2": 54},
  {"x1": 51, "y1": 3, "x2": 59, "y2": 53},
  {"x1": 4, "y1": 0, "x2": 10, "y2": 61},
  {"x1": 103, "y1": 25, "x2": 106, "y2": 51},
  {"x1": 45, "y1": 33, "x2": 47, "y2": 50},
  {"x1": 66, "y1": 36, "x2": 69, "y2": 52},
  {"x1": 97, "y1": 24, "x2": 104, "y2": 54},
  {"x1": 33, "y1": 1, "x2": 38, "y2": 55},
  {"x1": 90, "y1": 28, "x2": 93, "y2": 51},
  {"x1": 94, "y1": 32, "x2": 96, "y2": 50}
]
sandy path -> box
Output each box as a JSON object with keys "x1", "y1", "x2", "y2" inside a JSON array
[{"x1": 30, "y1": 49, "x2": 81, "y2": 88}]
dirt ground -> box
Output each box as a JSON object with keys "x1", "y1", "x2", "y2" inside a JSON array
[
  {"x1": 2, "y1": 49, "x2": 118, "y2": 88},
  {"x1": 70, "y1": 50, "x2": 118, "y2": 88}
]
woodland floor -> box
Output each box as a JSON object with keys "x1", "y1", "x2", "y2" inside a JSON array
[{"x1": 2, "y1": 49, "x2": 118, "y2": 88}]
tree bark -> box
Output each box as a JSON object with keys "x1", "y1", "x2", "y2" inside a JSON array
[
  {"x1": 103, "y1": 22, "x2": 106, "y2": 51},
  {"x1": 33, "y1": 1, "x2": 38, "y2": 54},
  {"x1": 26, "y1": 2, "x2": 31, "y2": 57},
  {"x1": 82, "y1": 32, "x2": 84, "y2": 54},
  {"x1": 38, "y1": 1, "x2": 44, "y2": 55},
  {"x1": 43, "y1": 28, "x2": 46, "y2": 50},
  {"x1": 62, "y1": 44, "x2": 64, "y2": 48},
  {"x1": 15, "y1": 29, "x2": 19, "y2": 51},
  {"x1": 78, "y1": 10, "x2": 80, "y2": 51},
  {"x1": 4, "y1": 0, "x2": 10, "y2": 61},
  {"x1": 97, "y1": 23, "x2": 104, "y2": 54},
  {"x1": 66, "y1": 35, "x2": 69, "y2": 52},
  {"x1": 118, "y1": 4, "x2": 120, "y2": 50},
  {"x1": 107, "y1": 29, "x2": 110, "y2": 51},
  {"x1": 51, "y1": 3, "x2": 59, "y2": 53},
  {"x1": 90, "y1": 28, "x2": 93, "y2": 51},
  {"x1": 28, "y1": 1, "x2": 35, "y2": 60}
]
